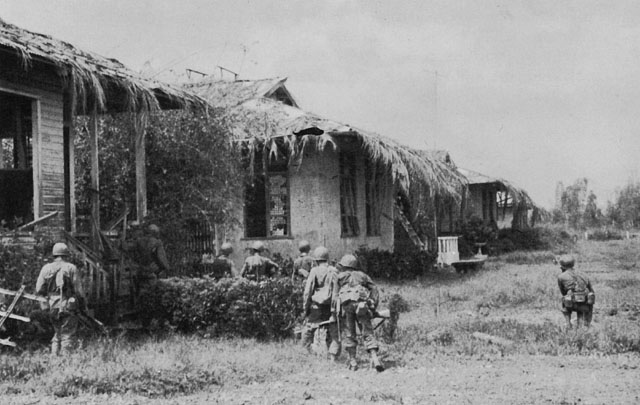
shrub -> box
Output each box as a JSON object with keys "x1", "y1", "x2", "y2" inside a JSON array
[
  {"x1": 458, "y1": 216, "x2": 498, "y2": 257},
  {"x1": 139, "y1": 277, "x2": 303, "y2": 340},
  {"x1": 355, "y1": 247, "x2": 436, "y2": 280},
  {"x1": 487, "y1": 226, "x2": 576, "y2": 256},
  {"x1": 589, "y1": 229, "x2": 624, "y2": 241}
]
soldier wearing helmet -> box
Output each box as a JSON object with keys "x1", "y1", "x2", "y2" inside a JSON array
[
  {"x1": 557, "y1": 254, "x2": 595, "y2": 329},
  {"x1": 336, "y1": 254, "x2": 384, "y2": 371},
  {"x1": 207, "y1": 242, "x2": 236, "y2": 279},
  {"x1": 292, "y1": 240, "x2": 315, "y2": 282},
  {"x1": 240, "y1": 241, "x2": 280, "y2": 281},
  {"x1": 301, "y1": 246, "x2": 341, "y2": 361},
  {"x1": 35, "y1": 242, "x2": 87, "y2": 355},
  {"x1": 123, "y1": 223, "x2": 171, "y2": 302}
]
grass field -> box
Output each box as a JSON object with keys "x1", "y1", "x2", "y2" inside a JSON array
[{"x1": 2, "y1": 239, "x2": 640, "y2": 404}]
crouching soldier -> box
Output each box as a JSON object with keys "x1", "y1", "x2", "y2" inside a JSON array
[
  {"x1": 301, "y1": 246, "x2": 341, "y2": 361},
  {"x1": 208, "y1": 242, "x2": 236, "y2": 279},
  {"x1": 240, "y1": 241, "x2": 280, "y2": 281},
  {"x1": 337, "y1": 254, "x2": 384, "y2": 372},
  {"x1": 557, "y1": 254, "x2": 595, "y2": 329},
  {"x1": 292, "y1": 240, "x2": 315, "y2": 282},
  {"x1": 124, "y1": 224, "x2": 170, "y2": 301},
  {"x1": 35, "y1": 243, "x2": 87, "y2": 355}
]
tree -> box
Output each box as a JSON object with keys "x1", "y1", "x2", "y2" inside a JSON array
[
  {"x1": 582, "y1": 191, "x2": 602, "y2": 228},
  {"x1": 74, "y1": 109, "x2": 242, "y2": 270},
  {"x1": 607, "y1": 181, "x2": 640, "y2": 229}
]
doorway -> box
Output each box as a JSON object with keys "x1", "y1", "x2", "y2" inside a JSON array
[{"x1": 0, "y1": 91, "x2": 34, "y2": 229}]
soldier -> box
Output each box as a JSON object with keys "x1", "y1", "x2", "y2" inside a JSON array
[
  {"x1": 124, "y1": 223, "x2": 170, "y2": 300},
  {"x1": 292, "y1": 240, "x2": 315, "y2": 281},
  {"x1": 240, "y1": 241, "x2": 279, "y2": 281},
  {"x1": 208, "y1": 242, "x2": 236, "y2": 279},
  {"x1": 35, "y1": 243, "x2": 87, "y2": 355},
  {"x1": 557, "y1": 254, "x2": 595, "y2": 329},
  {"x1": 336, "y1": 254, "x2": 384, "y2": 372},
  {"x1": 301, "y1": 246, "x2": 341, "y2": 361}
]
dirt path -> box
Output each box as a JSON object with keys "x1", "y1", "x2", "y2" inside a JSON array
[{"x1": 8, "y1": 354, "x2": 639, "y2": 405}]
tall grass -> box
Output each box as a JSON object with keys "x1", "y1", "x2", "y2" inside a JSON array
[
  {"x1": 0, "y1": 335, "x2": 328, "y2": 397},
  {"x1": 1, "y1": 239, "x2": 639, "y2": 399}
]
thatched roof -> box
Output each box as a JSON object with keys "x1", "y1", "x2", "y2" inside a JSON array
[
  {"x1": 0, "y1": 19, "x2": 204, "y2": 113},
  {"x1": 458, "y1": 168, "x2": 536, "y2": 208},
  {"x1": 187, "y1": 78, "x2": 464, "y2": 199},
  {"x1": 184, "y1": 77, "x2": 297, "y2": 109}
]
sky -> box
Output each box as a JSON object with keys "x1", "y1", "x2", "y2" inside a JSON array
[{"x1": 2, "y1": 0, "x2": 639, "y2": 209}]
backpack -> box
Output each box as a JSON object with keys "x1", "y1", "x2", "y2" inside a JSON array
[
  {"x1": 311, "y1": 285, "x2": 332, "y2": 305},
  {"x1": 571, "y1": 272, "x2": 589, "y2": 303}
]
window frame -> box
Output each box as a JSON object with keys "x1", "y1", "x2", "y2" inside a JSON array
[
  {"x1": 243, "y1": 152, "x2": 292, "y2": 239},
  {"x1": 339, "y1": 151, "x2": 360, "y2": 238}
]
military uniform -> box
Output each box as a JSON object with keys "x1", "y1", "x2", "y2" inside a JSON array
[
  {"x1": 301, "y1": 261, "x2": 340, "y2": 358},
  {"x1": 35, "y1": 244, "x2": 86, "y2": 355},
  {"x1": 557, "y1": 255, "x2": 594, "y2": 328},
  {"x1": 125, "y1": 232, "x2": 170, "y2": 298},
  {"x1": 336, "y1": 254, "x2": 384, "y2": 372},
  {"x1": 292, "y1": 252, "x2": 315, "y2": 281},
  {"x1": 338, "y1": 270, "x2": 380, "y2": 353},
  {"x1": 208, "y1": 254, "x2": 236, "y2": 279},
  {"x1": 240, "y1": 254, "x2": 279, "y2": 281}
]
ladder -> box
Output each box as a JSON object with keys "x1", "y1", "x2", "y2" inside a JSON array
[{"x1": 394, "y1": 202, "x2": 424, "y2": 250}]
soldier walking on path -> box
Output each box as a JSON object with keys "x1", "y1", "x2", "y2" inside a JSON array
[
  {"x1": 337, "y1": 254, "x2": 384, "y2": 372},
  {"x1": 240, "y1": 241, "x2": 280, "y2": 281},
  {"x1": 35, "y1": 243, "x2": 87, "y2": 355},
  {"x1": 301, "y1": 246, "x2": 341, "y2": 361},
  {"x1": 557, "y1": 254, "x2": 595, "y2": 329},
  {"x1": 292, "y1": 240, "x2": 315, "y2": 282}
]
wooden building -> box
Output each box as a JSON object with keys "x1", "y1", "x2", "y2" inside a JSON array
[
  {"x1": 0, "y1": 20, "x2": 203, "y2": 317},
  {"x1": 186, "y1": 78, "x2": 465, "y2": 268}
]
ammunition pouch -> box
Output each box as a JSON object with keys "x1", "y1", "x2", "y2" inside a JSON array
[
  {"x1": 562, "y1": 294, "x2": 573, "y2": 309},
  {"x1": 587, "y1": 292, "x2": 595, "y2": 305},
  {"x1": 573, "y1": 291, "x2": 587, "y2": 303}
]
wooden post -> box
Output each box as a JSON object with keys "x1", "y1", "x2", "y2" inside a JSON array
[
  {"x1": 31, "y1": 99, "x2": 42, "y2": 220},
  {"x1": 63, "y1": 85, "x2": 76, "y2": 233},
  {"x1": 89, "y1": 107, "x2": 100, "y2": 250},
  {"x1": 134, "y1": 113, "x2": 148, "y2": 222}
]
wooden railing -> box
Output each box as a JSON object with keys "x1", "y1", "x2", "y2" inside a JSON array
[
  {"x1": 437, "y1": 236, "x2": 460, "y2": 266},
  {"x1": 393, "y1": 203, "x2": 425, "y2": 250},
  {"x1": 64, "y1": 231, "x2": 110, "y2": 308},
  {"x1": 16, "y1": 211, "x2": 59, "y2": 231}
]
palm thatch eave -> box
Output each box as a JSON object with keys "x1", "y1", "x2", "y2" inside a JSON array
[{"x1": 0, "y1": 19, "x2": 207, "y2": 114}]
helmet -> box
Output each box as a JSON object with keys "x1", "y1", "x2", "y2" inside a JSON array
[
  {"x1": 52, "y1": 242, "x2": 70, "y2": 257},
  {"x1": 312, "y1": 246, "x2": 330, "y2": 262},
  {"x1": 298, "y1": 240, "x2": 311, "y2": 253},
  {"x1": 338, "y1": 254, "x2": 358, "y2": 270},
  {"x1": 559, "y1": 254, "x2": 575, "y2": 269},
  {"x1": 220, "y1": 242, "x2": 233, "y2": 255},
  {"x1": 148, "y1": 224, "x2": 160, "y2": 235},
  {"x1": 251, "y1": 241, "x2": 265, "y2": 252}
]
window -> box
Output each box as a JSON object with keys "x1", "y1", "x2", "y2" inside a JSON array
[
  {"x1": 365, "y1": 159, "x2": 384, "y2": 236},
  {"x1": 339, "y1": 151, "x2": 359, "y2": 237},
  {"x1": 244, "y1": 151, "x2": 290, "y2": 238}
]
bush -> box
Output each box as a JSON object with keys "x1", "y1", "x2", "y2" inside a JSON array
[
  {"x1": 355, "y1": 247, "x2": 436, "y2": 280},
  {"x1": 139, "y1": 277, "x2": 303, "y2": 340},
  {"x1": 487, "y1": 226, "x2": 576, "y2": 256},
  {"x1": 589, "y1": 229, "x2": 624, "y2": 241}
]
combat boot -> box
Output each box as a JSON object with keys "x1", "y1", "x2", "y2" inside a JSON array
[
  {"x1": 369, "y1": 349, "x2": 385, "y2": 372},
  {"x1": 345, "y1": 347, "x2": 358, "y2": 370}
]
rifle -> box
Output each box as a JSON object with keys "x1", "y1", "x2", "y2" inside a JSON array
[
  {"x1": 372, "y1": 308, "x2": 391, "y2": 331},
  {"x1": 77, "y1": 306, "x2": 109, "y2": 336},
  {"x1": 336, "y1": 297, "x2": 341, "y2": 342}
]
